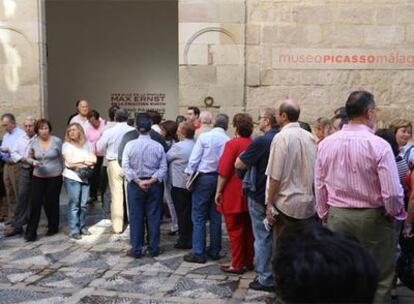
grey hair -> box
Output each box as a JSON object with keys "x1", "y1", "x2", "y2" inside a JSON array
[
  {"x1": 115, "y1": 108, "x2": 129, "y2": 122},
  {"x1": 260, "y1": 107, "x2": 278, "y2": 128},
  {"x1": 1, "y1": 113, "x2": 16, "y2": 123},
  {"x1": 24, "y1": 116, "x2": 36, "y2": 123},
  {"x1": 199, "y1": 111, "x2": 213, "y2": 125},
  {"x1": 213, "y1": 113, "x2": 229, "y2": 130}
]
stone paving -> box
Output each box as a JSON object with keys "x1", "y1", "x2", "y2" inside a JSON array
[
  {"x1": 0, "y1": 197, "x2": 414, "y2": 304},
  {"x1": 0, "y1": 197, "x2": 276, "y2": 304}
]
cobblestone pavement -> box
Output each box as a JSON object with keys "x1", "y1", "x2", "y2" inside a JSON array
[{"x1": 0, "y1": 198, "x2": 413, "y2": 304}]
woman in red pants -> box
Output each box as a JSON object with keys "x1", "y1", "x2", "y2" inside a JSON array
[{"x1": 215, "y1": 113, "x2": 254, "y2": 274}]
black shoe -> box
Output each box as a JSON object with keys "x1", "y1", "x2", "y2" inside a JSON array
[
  {"x1": 206, "y1": 251, "x2": 221, "y2": 261},
  {"x1": 80, "y1": 228, "x2": 91, "y2": 236},
  {"x1": 174, "y1": 243, "x2": 192, "y2": 250},
  {"x1": 248, "y1": 279, "x2": 275, "y2": 292},
  {"x1": 45, "y1": 229, "x2": 58, "y2": 236},
  {"x1": 183, "y1": 253, "x2": 207, "y2": 264},
  {"x1": 168, "y1": 230, "x2": 177, "y2": 236},
  {"x1": 70, "y1": 234, "x2": 82, "y2": 240},
  {"x1": 24, "y1": 234, "x2": 37, "y2": 242},
  {"x1": 144, "y1": 248, "x2": 163, "y2": 257}
]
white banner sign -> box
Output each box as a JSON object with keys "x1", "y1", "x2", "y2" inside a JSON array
[{"x1": 272, "y1": 48, "x2": 414, "y2": 69}]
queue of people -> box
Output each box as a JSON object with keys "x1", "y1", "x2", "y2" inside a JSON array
[{"x1": 1, "y1": 91, "x2": 414, "y2": 302}]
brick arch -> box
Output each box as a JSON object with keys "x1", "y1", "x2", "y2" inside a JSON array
[{"x1": 183, "y1": 27, "x2": 242, "y2": 66}]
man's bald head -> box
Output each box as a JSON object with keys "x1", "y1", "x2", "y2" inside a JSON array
[{"x1": 279, "y1": 99, "x2": 300, "y2": 122}]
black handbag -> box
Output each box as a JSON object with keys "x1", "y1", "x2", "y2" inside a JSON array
[
  {"x1": 74, "y1": 167, "x2": 94, "y2": 179},
  {"x1": 396, "y1": 237, "x2": 414, "y2": 290}
]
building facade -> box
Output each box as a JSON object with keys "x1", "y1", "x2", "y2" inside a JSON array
[{"x1": 1, "y1": 0, "x2": 414, "y2": 128}]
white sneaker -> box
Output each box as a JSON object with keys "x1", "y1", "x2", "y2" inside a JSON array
[{"x1": 100, "y1": 219, "x2": 112, "y2": 227}]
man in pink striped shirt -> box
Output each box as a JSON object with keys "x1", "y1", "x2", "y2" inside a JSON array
[{"x1": 315, "y1": 91, "x2": 406, "y2": 304}]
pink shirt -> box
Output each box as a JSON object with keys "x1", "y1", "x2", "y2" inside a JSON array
[
  {"x1": 86, "y1": 120, "x2": 106, "y2": 156},
  {"x1": 315, "y1": 123, "x2": 406, "y2": 220}
]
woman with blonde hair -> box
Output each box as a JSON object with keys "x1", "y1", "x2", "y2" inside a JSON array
[
  {"x1": 62, "y1": 123, "x2": 96, "y2": 240},
  {"x1": 313, "y1": 117, "x2": 332, "y2": 143},
  {"x1": 390, "y1": 119, "x2": 414, "y2": 167}
]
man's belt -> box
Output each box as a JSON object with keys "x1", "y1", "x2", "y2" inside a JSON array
[
  {"x1": 198, "y1": 172, "x2": 217, "y2": 176},
  {"x1": 4, "y1": 161, "x2": 18, "y2": 165}
]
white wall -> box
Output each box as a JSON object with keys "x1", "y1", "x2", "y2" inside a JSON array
[{"x1": 46, "y1": 0, "x2": 178, "y2": 136}]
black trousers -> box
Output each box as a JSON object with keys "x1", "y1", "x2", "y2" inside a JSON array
[
  {"x1": 171, "y1": 187, "x2": 192, "y2": 247},
  {"x1": 26, "y1": 176, "x2": 62, "y2": 238},
  {"x1": 89, "y1": 156, "x2": 103, "y2": 199}
]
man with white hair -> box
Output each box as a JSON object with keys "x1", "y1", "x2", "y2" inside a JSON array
[
  {"x1": 184, "y1": 113, "x2": 230, "y2": 263},
  {"x1": 4, "y1": 116, "x2": 37, "y2": 236},
  {"x1": 194, "y1": 111, "x2": 213, "y2": 140},
  {"x1": 70, "y1": 99, "x2": 91, "y2": 133}
]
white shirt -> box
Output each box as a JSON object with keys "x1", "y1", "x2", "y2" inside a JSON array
[
  {"x1": 70, "y1": 114, "x2": 91, "y2": 134},
  {"x1": 151, "y1": 124, "x2": 162, "y2": 134},
  {"x1": 185, "y1": 127, "x2": 229, "y2": 175},
  {"x1": 0, "y1": 127, "x2": 25, "y2": 162},
  {"x1": 96, "y1": 122, "x2": 135, "y2": 161},
  {"x1": 400, "y1": 143, "x2": 414, "y2": 167},
  {"x1": 11, "y1": 134, "x2": 37, "y2": 168},
  {"x1": 62, "y1": 142, "x2": 92, "y2": 182}
]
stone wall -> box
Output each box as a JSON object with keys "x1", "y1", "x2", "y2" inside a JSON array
[
  {"x1": 2, "y1": 0, "x2": 414, "y2": 131},
  {"x1": 179, "y1": 0, "x2": 246, "y2": 120},
  {"x1": 179, "y1": 0, "x2": 414, "y2": 126},
  {"x1": 0, "y1": 0, "x2": 45, "y2": 128}
]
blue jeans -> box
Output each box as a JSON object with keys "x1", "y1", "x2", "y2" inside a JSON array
[
  {"x1": 191, "y1": 174, "x2": 222, "y2": 258},
  {"x1": 248, "y1": 197, "x2": 274, "y2": 287},
  {"x1": 64, "y1": 178, "x2": 90, "y2": 236},
  {"x1": 127, "y1": 181, "x2": 162, "y2": 256}
]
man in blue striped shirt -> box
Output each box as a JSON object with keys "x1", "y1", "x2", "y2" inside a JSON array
[{"x1": 122, "y1": 113, "x2": 167, "y2": 258}]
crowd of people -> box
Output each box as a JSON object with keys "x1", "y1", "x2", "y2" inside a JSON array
[{"x1": 0, "y1": 91, "x2": 413, "y2": 303}]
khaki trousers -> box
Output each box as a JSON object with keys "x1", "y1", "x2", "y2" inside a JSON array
[
  {"x1": 327, "y1": 207, "x2": 396, "y2": 304},
  {"x1": 1, "y1": 163, "x2": 20, "y2": 218},
  {"x1": 107, "y1": 160, "x2": 125, "y2": 233}
]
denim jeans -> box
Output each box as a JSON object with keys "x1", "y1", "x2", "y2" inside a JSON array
[
  {"x1": 127, "y1": 181, "x2": 162, "y2": 256},
  {"x1": 191, "y1": 174, "x2": 222, "y2": 258},
  {"x1": 64, "y1": 178, "x2": 90, "y2": 236},
  {"x1": 248, "y1": 197, "x2": 274, "y2": 287}
]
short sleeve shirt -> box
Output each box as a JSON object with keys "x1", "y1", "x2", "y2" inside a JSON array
[
  {"x1": 266, "y1": 123, "x2": 317, "y2": 219},
  {"x1": 62, "y1": 142, "x2": 92, "y2": 182}
]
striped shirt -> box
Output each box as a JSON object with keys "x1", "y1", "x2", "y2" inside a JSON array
[
  {"x1": 396, "y1": 156, "x2": 410, "y2": 187},
  {"x1": 121, "y1": 134, "x2": 167, "y2": 182},
  {"x1": 315, "y1": 123, "x2": 406, "y2": 220}
]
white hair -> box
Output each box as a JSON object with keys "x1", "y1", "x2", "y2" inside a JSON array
[{"x1": 199, "y1": 111, "x2": 213, "y2": 125}]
